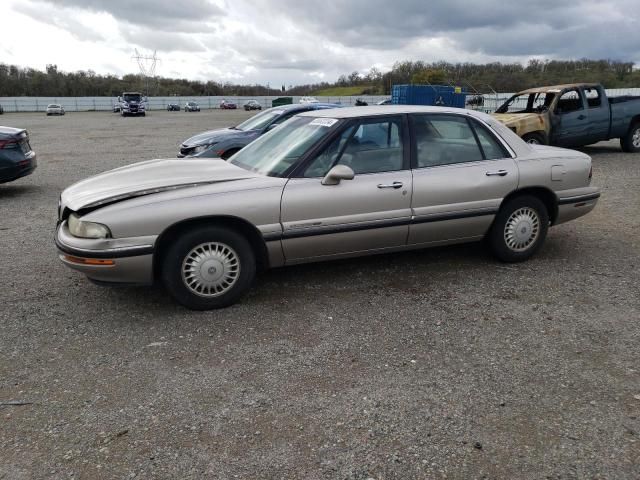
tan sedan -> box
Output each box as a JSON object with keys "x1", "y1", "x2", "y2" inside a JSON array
[{"x1": 56, "y1": 106, "x2": 600, "y2": 309}]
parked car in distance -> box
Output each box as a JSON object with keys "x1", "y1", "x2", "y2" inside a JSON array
[
  {"x1": 46, "y1": 104, "x2": 65, "y2": 116},
  {"x1": 493, "y1": 83, "x2": 640, "y2": 151},
  {"x1": 118, "y1": 92, "x2": 146, "y2": 117},
  {"x1": 185, "y1": 101, "x2": 200, "y2": 112},
  {"x1": 355, "y1": 99, "x2": 368, "y2": 106},
  {"x1": 0, "y1": 126, "x2": 37, "y2": 184},
  {"x1": 0, "y1": 104, "x2": 4, "y2": 114},
  {"x1": 244, "y1": 100, "x2": 262, "y2": 111},
  {"x1": 56, "y1": 106, "x2": 600, "y2": 310},
  {"x1": 220, "y1": 100, "x2": 237, "y2": 110},
  {"x1": 299, "y1": 96, "x2": 319, "y2": 104},
  {"x1": 377, "y1": 99, "x2": 392, "y2": 105},
  {"x1": 177, "y1": 103, "x2": 342, "y2": 159},
  {"x1": 167, "y1": 103, "x2": 180, "y2": 111},
  {"x1": 113, "y1": 103, "x2": 121, "y2": 113}
]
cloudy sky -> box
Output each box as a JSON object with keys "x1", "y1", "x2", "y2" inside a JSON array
[{"x1": 1, "y1": 0, "x2": 638, "y2": 86}]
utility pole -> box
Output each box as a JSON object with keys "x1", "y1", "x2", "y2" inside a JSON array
[{"x1": 132, "y1": 49, "x2": 158, "y2": 96}]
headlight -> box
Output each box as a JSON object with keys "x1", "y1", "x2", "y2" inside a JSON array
[
  {"x1": 193, "y1": 143, "x2": 216, "y2": 154},
  {"x1": 67, "y1": 213, "x2": 111, "y2": 239}
]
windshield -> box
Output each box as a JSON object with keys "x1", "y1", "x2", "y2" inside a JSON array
[
  {"x1": 230, "y1": 116, "x2": 340, "y2": 176},
  {"x1": 188, "y1": 102, "x2": 196, "y2": 106},
  {"x1": 124, "y1": 94, "x2": 141, "y2": 103},
  {"x1": 496, "y1": 92, "x2": 556, "y2": 114},
  {"x1": 235, "y1": 108, "x2": 287, "y2": 131}
]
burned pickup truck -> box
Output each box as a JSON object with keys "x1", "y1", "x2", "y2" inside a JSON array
[{"x1": 493, "y1": 83, "x2": 640, "y2": 152}]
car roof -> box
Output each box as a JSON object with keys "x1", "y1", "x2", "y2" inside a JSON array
[
  {"x1": 516, "y1": 83, "x2": 601, "y2": 94},
  {"x1": 297, "y1": 105, "x2": 483, "y2": 119}
]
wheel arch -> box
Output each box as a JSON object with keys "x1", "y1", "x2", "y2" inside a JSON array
[
  {"x1": 153, "y1": 215, "x2": 270, "y2": 282},
  {"x1": 521, "y1": 130, "x2": 548, "y2": 145},
  {"x1": 498, "y1": 186, "x2": 558, "y2": 225}
]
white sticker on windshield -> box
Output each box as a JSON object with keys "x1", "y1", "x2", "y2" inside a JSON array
[{"x1": 309, "y1": 118, "x2": 338, "y2": 127}]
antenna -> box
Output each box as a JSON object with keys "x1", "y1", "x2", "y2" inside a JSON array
[{"x1": 132, "y1": 49, "x2": 159, "y2": 95}]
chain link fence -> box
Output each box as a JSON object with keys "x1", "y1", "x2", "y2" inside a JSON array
[
  {"x1": 0, "y1": 95, "x2": 391, "y2": 113},
  {"x1": 2, "y1": 89, "x2": 639, "y2": 113}
]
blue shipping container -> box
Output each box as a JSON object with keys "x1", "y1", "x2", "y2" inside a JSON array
[{"x1": 392, "y1": 84, "x2": 466, "y2": 108}]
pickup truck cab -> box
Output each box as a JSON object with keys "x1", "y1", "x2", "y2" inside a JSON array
[{"x1": 493, "y1": 83, "x2": 640, "y2": 152}]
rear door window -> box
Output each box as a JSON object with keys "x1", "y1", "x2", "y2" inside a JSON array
[{"x1": 411, "y1": 115, "x2": 484, "y2": 168}]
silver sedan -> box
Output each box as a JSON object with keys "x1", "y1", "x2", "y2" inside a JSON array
[
  {"x1": 56, "y1": 106, "x2": 600, "y2": 309},
  {"x1": 46, "y1": 104, "x2": 65, "y2": 116}
]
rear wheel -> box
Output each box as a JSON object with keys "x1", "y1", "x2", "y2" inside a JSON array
[
  {"x1": 620, "y1": 123, "x2": 640, "y2": 153},
  {"x1": 522, "y1": 132, "x2": 546, "y2": 145},
  {"x1": 161, "y1": 226, "x2": 256, "y2": 310},
  {"x1": 488, "y1": 195, "x2": 549, "y2": 262}
]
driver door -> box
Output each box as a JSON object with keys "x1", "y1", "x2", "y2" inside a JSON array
[
  {"x1": 552, "y1": 88, "x2": 589, "y2": 147},
  {"x1": 280, "y1": 116, "x2": 412, "y2": 263}
]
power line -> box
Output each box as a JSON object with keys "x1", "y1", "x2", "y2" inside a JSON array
[{"x1": 132, "y1": 49, "x2": 159, "y2": 95}]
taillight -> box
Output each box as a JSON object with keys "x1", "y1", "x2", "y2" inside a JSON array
[{"x1": 0, "y1": 139, "x2": 18, "y2": 149}]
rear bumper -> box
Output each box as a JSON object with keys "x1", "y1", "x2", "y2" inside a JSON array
[
  {"x1": 55, "y1": 221, "x2": 156, "y2": 285},
  {"x1": 0, "y1": 153, "x2": 37, "y2": 183},
  {"x1": 555, "y1": 187, "x2": 600, "y2": 225}
]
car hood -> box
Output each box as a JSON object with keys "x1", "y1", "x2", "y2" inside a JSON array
[
  {"x1": 492, "y1": 112, "x2": 541, "y2": 127},
  {"x1": 61, "y1": 158, "x2": 261, "y2": 212},
  {"x1": 183, "y1": 128, "x2": 251, "y2": 147}
]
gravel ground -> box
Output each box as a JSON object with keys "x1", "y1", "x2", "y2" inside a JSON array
[{"x1": 0, "y1": 110, "x2": 639, "y2": 479}]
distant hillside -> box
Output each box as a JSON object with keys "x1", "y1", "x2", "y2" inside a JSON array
[{"x1": 311, "y1": 85, "x2": 376, "y2": 96}]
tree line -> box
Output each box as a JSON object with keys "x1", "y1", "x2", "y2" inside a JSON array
[
  {"x1": 0, "y1": 59, "x2": 638, "y2": 97},
  {"x1": 0, "y1": 64, "x2": 283, "y2": 97}
]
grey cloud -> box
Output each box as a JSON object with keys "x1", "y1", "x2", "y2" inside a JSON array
[
  {"x1": 20, "y1": 2, "x2": 106, "y2": 42},
  {"x1": 121, "y1": 28, "x2": 207, "y2": 53},
  {"x1": 38, "y1": 0, "x2": 224, "y2": 31},
  {"x1": 260, "y1": 0, "x2": 640, "y2": 59}
]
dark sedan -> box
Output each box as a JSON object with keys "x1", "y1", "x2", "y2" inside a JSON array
[
  {"x1": 177, "y1": 103, "x2": 342, "y2": 159},
  {"x1": 244, "y1": 100, "x2": 262, "y2": 111},
  {"x1": 0, "y1": 127, "x2": 37, "y2": 184},
  {"x1": 220, "y1": 100, "x2": 237, "y2": 110},
  {"x1": 167, "y1": 103, "x2": 180, "y2": 111}
]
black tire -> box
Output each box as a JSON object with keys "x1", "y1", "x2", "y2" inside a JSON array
[
  {"x1": 522, "y1": 132, "x2": 546, "y2": 145},
  {"x1": 161, "y1": 226, "x2": 256, "y2": 310},
  {"x1": 620, "y1": 122, "x2": 640, "y2": 153},
  {"x1": 220, "y1": 148, "x2": 240, "y2": 160},
  {"x1": 488, "y1": 195, "x2": 549, "y2": 262}
]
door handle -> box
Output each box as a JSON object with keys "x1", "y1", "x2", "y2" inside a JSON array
[
  {"x1": 485, "y1": 170, "x2": 508, "y2": 177},
  {"x1": 577, "y1": 114, "x2": 586, "y2": 120},
  {"x1": 377, "y1": 181, "x2": 403, "y2": 189}
]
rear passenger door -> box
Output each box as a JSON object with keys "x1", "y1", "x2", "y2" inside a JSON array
[
  {"x1": 583, "y1": 86, "x2": 610, "y2": 142},
  {"x1": 409, "y1": 114, "x2": 518, "y2": 246}
]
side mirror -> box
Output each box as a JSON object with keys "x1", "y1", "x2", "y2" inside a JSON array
[{"x1": 322, "y1": 165, "x2": 355, "y2": 185}]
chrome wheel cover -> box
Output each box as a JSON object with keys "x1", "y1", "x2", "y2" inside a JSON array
[
  {"x1": 182, "y1": 242, "x2": 240, "y2": 297},
  {"x1": 526, "y1": 137, "x2": 541, "y2": 145},
  {"x1": 504, "y1": 207, "x2": 540, "y2": 252},
  {"x1": 632, "y1": 128, "x2": 640, "y2": 148}
]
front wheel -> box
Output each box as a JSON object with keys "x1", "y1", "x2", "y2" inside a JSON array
[
  {"x1": 161, "y1": 227, "x2": 256, "y2": 310},
  {"x1": 522, "y1": 132, "x2": 546, "y2": 145},
  {"x1": 621, "y1": 123, "x2": 640, "y2": 153},
  {"x1": 488, "y1": 195, "x2": 549, "y2": 262}
]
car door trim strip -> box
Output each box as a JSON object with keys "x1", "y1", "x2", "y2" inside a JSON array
[{"x1": 265, "y1": 209, "x2": 498, "y2": 242}]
